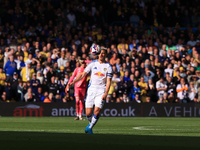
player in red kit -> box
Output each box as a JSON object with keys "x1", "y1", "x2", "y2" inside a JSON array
[{"x1": 66, "y1": 60, "x2": 87, "y2": 120}]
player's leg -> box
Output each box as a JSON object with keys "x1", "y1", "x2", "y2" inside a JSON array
[
  {"x1": 85, "y1": 90, "x2": 95, "y2": 133},
  {"x1": 74, "y1": 97, "x2": 79, "y2": 120},
  {"x1": 88, "y1": 106, "x2": 101, "y2": 129},
  {"x1": 79, "y1": 88, "x2": 86, "y2": 120},
  {"x1": 79, "y1": 100, "x2": 85, "y2": 120},
  {"x1": 74, "y1": 88, "x2": 80, "y2": 120},
  {"x1": 85, "y1": 107, "x2": 93, "y2": 133},
  {"x1": 88, "y1": 92, "x2": 104, "y2": 134},
  {"x1": 85, "y1": 107, "x2": 93, "y2": 122}
]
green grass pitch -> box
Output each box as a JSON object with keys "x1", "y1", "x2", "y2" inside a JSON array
[{"x1": 0, "y1": 117, "x2": 200, "y2": 150}]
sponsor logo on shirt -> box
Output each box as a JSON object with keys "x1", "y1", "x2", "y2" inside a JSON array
[{"x1": 94, "y1": 72, "x2": 105, "y2": 77}]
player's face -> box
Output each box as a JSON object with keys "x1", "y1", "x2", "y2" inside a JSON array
[
  {"x1": 81, "y1": 62, "x2": 86, "y2": 68},
  {"x1": 99, "y1": 50, "x2": 107, "y2": 61}
]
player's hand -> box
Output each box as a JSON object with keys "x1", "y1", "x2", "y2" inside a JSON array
[
  {"x1": 102, "y1": 93, "x2": 108, "y2": 101},
  {"x1": 66, "y1": 85, "x2": 70, "y2": 93},
  {"x1": 68, "y1": 82, "x2": 73, "y2": 87}
]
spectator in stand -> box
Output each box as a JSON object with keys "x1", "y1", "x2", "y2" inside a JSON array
[
  {"x1": 176, "y1": 78, "x2": 189, "y2": 103},
  {"x1": 188, "y1": 81, "x2": 198, "y2": 103},
  {"x1": 46, "y1": 66, "x2": 56, "y2": 84},
  {"x1": 179, "y1": 67, "x2": 187, "y2": 79},
  {"x1": 4, "y1": 80, "x2": 12, "y2": 101},
  {"x1": 109, "y1": 72, "x2": 120, "y2": 96},
  {"x1": 11, "y1": 72, "x2": 19, "y2": 101},
  {"x1": 138, "y1": 76, "x2": 148, "y2": 102},
  {"x1": 36, "y1": 71, "x2": 44, "y2": 84},
  {"x1": 166, "y1": 76, "x2": 176, "y2": 95},
  {"x1": 156, "y1": 77, "x2": 167, "y2": 99},
  {"x1": 55, "y1": 94, "x2": 62, "y2": 102},
  {"x1": 110, "y1": 92, "x2": 117, "y2": 103},
  {"x1": 164, "y1": 63, "x2": 173, "y2": 77},
  {"x1": 162, "y1": 93, "x2": 169, "y2": 103},
  {"x1": 0, "y1": 92, "x2": 8, "y2": 102},
  {"x1": 0, "y1": 67, "x2": 6, "y2": 94},
  {"x1": 187, "y1": 36, "x2": 196, "y2": 47},
  {"x1": 24, "y1": 87, "x2": 36, "y2": 102},
  {"x1": 129, "y1": 39, "x2": 137, "y2": 52},
  {"x1": 147, "y1": 79, "x2": 156, "y2": 102},
  {"x1": 57, "y1": 53, "x2": 68, "y2": 68},
  {"x1": 157, "y1": 96, "x2": 168, "y2": 103},
  {"x1": 123, "y1": 70, "x2": 130, "y2": 82},
  {"x1": 117, "y1": 76, "x2": 125, "y2": 99},
  {"x1": 110, "y1": 53, "x2": 118, "y2": 66},
  {"x1": 30, "y1": 73, "x2": 40, "y2": 94},
  {"x1": 143, "y1": 69, "x2": 155, "y2": 83},
  {"x1": 17, "y1": 80, "x2": 23, "y2": 101},
  {"x1": 4, "y1": 55, "x2": 17, "y2": 80},
  {"x1": 20, "y1": 62, "x2": 35, "y2": 82},
  {"x1": 187, "y1": 74, "x2": 200, "y2": 89},
  {"x1": 134, "y1": 94, "x2": 141, "y2": 103},
  {"x1": 48, "y1": 76, "x2": 59, "y2": 96},
  {"x1": 123, "y1": 91, "x2": 129, "y2": 103},
  {"x1": 44, "y1": 93, "x2": 54, "y2": 103},
  {"x1": 130, "y1": 80, "x2": 141, "y2": 101},
  {"x1": 127, "y1": 74, "x2": 134, "y2": 94},
  {"x1": 58, "y1": 66, "x2": 65, "y2": 80}
]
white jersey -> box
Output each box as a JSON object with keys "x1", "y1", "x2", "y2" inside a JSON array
[
  {"x1": 84, "y1": 60, "x2": 113, "y2": 93},
  {"x1": 156, "y1": 81, "x2": 167, "y2": 97}
]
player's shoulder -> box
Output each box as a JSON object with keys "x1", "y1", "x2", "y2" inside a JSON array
[
  {"x1": 105, "y1": 61, "x2": 113, "y2": 69},
  {"x1": 88, "y1": 59, "x2": 98, "y2": 65}
]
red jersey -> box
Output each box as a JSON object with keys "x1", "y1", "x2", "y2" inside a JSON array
[{"x1": 68, "y1": 67, "x2": 87, "y2": 88}]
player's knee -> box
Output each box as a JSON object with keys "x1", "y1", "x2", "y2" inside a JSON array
[
  {"x1": 85, "y1": 113, "x2": 92, "y2": 116},
  {"x1": 86, "y1": 108, "x2": 93, "y2": 116},
  {"x1": 94, "y1": 108, "x2": 101, "y2": 116},
  {"x1": 86, "y1": 111, "x2": 92, "y2": 116},
  {"x1": 76, "y1": 100, "x2": 79, "y2": 105}
]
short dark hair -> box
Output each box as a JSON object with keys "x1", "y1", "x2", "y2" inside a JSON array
[{"x1": 100, "y1": 47, "x2": 107, "y2": 54}]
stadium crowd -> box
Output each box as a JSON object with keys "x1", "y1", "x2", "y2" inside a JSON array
[{"x1": 0, "y1": 0, "x2": 200, "y2": 103}]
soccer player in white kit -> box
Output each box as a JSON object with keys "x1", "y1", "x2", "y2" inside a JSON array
[{"x1": 68, "y1": 47, "x2": 113, "y2": 134}]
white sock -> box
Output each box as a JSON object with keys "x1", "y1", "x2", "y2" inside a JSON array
[
  {"x1": 86, "y1": 115, "x2": 92, "y2": 122},
  {"x1": 89, "y1": 115, "x2": 98, "y2": 129}
]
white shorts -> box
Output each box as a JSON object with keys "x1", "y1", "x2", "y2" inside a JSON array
[{"x1": 85, "y1": 90, "x2": 105, "y2": 109}]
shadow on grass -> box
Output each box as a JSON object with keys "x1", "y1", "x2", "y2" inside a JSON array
[{"x1": 0, "y1": 131, "x2": 200, "y2": 150}]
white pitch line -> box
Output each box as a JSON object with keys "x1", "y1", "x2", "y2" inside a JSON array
[{"x1": 133, "y1": 126, "x2": 200, "y2": 131}]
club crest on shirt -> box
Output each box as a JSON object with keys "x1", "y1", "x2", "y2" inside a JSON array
[{"x1": 103, "y1": 68, "x2": 107, "y2": 71}]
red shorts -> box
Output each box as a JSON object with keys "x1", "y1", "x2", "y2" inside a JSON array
[{"x1": 74, "y1": 87, "x2": 86, "y2": 101}]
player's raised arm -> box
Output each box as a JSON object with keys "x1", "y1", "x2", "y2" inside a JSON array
[
  {"x1": 68, "y1": 68, "x2": 77, "y2": 84},
  {"x1": 68, "y1": 71, "x2": 87, "y2": 86},
  {"x1": 66, "y1": 68, "x2": 78, "y2": 92}
]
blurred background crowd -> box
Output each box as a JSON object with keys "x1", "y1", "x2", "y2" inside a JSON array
[{"x1": 0, "y1": 0, "x2": 200, "y2": 103}]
